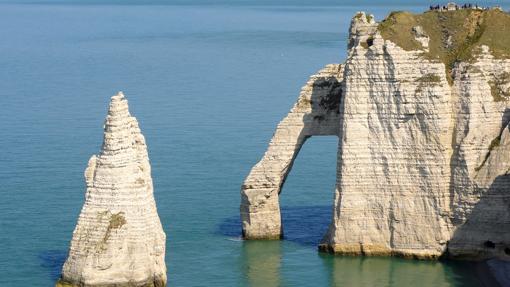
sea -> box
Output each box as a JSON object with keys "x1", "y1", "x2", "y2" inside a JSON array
[{"x1": 1, "y1": 1, "x2": 509, "y2": 286}]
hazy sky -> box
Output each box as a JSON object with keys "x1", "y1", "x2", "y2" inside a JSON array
[{"x1": 1, "y1": 0, "x2": 510, "y2": 6}]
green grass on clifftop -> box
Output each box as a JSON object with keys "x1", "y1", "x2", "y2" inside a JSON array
[{"x1": 378, "y1": 9, "x2": 510, "y2": 83}]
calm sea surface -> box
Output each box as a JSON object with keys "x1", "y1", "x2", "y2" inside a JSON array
[{"x1": 1, "y1": 1, "x2": 508, "y2": 286}]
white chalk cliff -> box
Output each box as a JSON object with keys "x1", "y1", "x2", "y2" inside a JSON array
[
  {"x1": 241, "y1": 9, "x2": 510, "y2": 260},
  {"x1": 58, "y1": 92, "x2": 166, "y2": 286}
]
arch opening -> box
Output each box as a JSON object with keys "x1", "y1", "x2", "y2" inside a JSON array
[
  {"x1": 240, "y1": 64, "x2": 344, "y2": 240},
  {"x1": 279, "y1": 136, "x2": 338, "y2": 246}
]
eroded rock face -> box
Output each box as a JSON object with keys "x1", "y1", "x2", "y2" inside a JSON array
[
  {"x1": 241, "y1": 11, "x2": 510, "y2": 260},
  {"x1": 58, "y1": 92, "x2": 166, "y2": 286}
]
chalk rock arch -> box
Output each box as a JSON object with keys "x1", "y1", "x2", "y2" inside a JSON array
[
  {"x1": 240, "y1": 64, "x2": 344, "y2": 239},
  {"x1": 241, "y1": 10, "x2": 510, "y2": 260}
]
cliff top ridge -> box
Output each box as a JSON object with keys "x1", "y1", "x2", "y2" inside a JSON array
[
  {"x1": 347, "y1": 6, "x2": 508, "y2": 84},
  {"x1": 376, "y1": 7, "x2": 510, "y2": 62}
]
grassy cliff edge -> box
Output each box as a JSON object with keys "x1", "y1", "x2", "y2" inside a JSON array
[{"x1": 378, "y1": 8, "x2": 510, "y2": 83}]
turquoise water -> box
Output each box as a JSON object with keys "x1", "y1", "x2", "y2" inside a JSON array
[{"x1": 0, "y1": 1, "x2": 507, "y2": 286}]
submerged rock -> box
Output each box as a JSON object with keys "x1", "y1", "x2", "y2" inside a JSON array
[
  {"x1": 57, "y1": 92, "x2": 166, "y2": 286},
  {"x1": 241, "y1": 9, "x2": 510, "y2": 260}
]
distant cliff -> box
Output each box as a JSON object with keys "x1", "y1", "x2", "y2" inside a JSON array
[{"x1": 241, "y1": 7, "x2": 510, "y2": 260}]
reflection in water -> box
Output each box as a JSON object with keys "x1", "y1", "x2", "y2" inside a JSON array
[
  {"x1": 321, "y1": 254, "x2": 486, "y2": 287},
  {"x1": 241, "y1": 241, "x2": 282, "y2": 287},
  {"x1": 221, "y1": 206, "x2": 490, "y2": 287}
]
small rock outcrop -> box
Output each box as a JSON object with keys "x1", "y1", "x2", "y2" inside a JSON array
[
  {"x1": 241, "y1": 9, "x2": 510, "y2": 260},
  {"x1": 57, "y1": 92, "x2": 166, "y2": 286}
]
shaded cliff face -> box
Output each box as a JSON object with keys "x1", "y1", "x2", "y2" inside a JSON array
[
  {"x1": 58, "y1": 93, "x2": 166, "y2": 286},
  {"x1": 241, "y1": 9, "x2": 510, "y2": 260}
]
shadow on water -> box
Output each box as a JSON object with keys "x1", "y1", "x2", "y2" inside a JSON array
[
  {"x1": 280, "y1": 205, "x2": 331, "y2": 246},
  {"x1": 38, "y1": 250, "x2": 66, "y2": 281},
  {"x1": 217, "y1": 205, "x2": 331, "y2": 246}
]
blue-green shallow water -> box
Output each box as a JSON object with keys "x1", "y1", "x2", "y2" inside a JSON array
[{"x1": 0, "y1": 1, "x2": 508, "y2": 286}]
